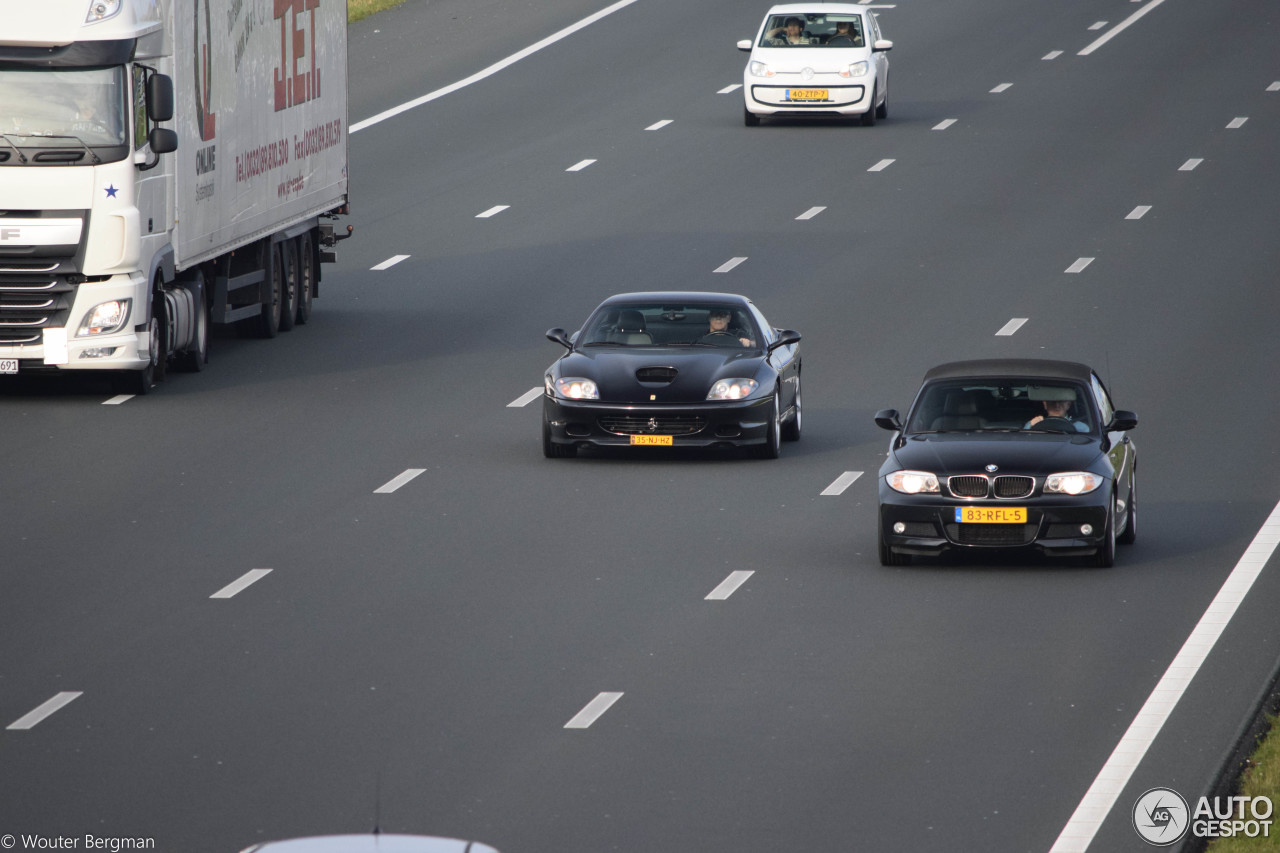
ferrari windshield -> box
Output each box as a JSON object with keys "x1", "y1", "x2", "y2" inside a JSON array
[
  {"x1": 580, "y1": 302, "x2": 762, "y2": 349},
  {"x1": 907, "y1": 380, "x2": 1097, "y2": 435},
  {"x1": 0, "y1": 66, "x2": 129, "y2": 147},
  {"x1": 758, "y1": 13, "x2": 866, "y2": 47}
]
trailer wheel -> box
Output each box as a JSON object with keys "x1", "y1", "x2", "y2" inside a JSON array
[
  {"x1": 250, "y1": 243, "x2": 283, "y2": 339},
  {"x1": 294, "y1": 233, "x2": 315, "y2": 325},
  {"x1": 278, "y1": 239, "x2": 298, "y2": 332}
]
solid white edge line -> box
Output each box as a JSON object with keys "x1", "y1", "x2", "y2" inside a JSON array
[
  {"x1": 1126, "y1": 206, "x2": 1152, "y2": 220},
  {"x1": 371, "y1": 254, "x2": 409, "y2": 271},
  {"x1": 508, "y1": 387, "x2": 543, "y2": 408},
  {"x1": 706, "y1": 570, "x2": 755, "y2": 600},
  {"x1": 210, "y1": 568, "x2": 273, "y2": 600},
  {"x1": 996, "y1": 318, "x2": 1028, "y2": 336},
  {"x1": 1079, "y1": 0, "x2": 1169, "y2": 56},
  {"x1": 933, "y1": 119, "x2": 957, "y2": 130},
  {"x1": 868, "y1": 159, "x2": 895, "y2": 172},
  {"x1": 103, "y1": 395, "x2": 133, "y2": 405},
  {"x1": 1179, "y1": 159, "x2": 1203, "y2": 171},
  {"x1": 1066, "y1": 258, "x2": 1095, "y2": 274},
  {"x1": 796, "y1": 206, "x2": 826, "y2": 220},
  {"x1": 351, "y1": 0, "x2": 643, "y2": 133},
  {"x1": 7, "y1": 692, "x2": 83, "y2": 730},
  {"x1": 1050, "y1": 499, "x2": 1280, "y2": 852},
  {"x1": 714, "y1": 257, "x2": 747, "y2": 273},
  {"x1": 1226, "y1": 117, "x2": 1248, "y2": 129},
  {"x1": 374, "y1": 468, "x2": 427, "y2": 494},
  {"x1": 565, "y1": 692, "x2": 624, "y2": 729},
  {"x1": 566, "y1": 159, "x2": 597, "y2": 172},
  {"x1": 821, "y1": 471, "x2": 864, "y2": 496}
]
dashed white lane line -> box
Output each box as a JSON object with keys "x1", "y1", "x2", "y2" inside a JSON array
[
  {"x1": 103, "y1": 395, "x2": 133, "y2": 406},
  {"x1": 1050, "y1": 498, "x2": 1280, "y2": 853},
  {"x1": 210, "y1": 569, "x2": 272, "y2": 600},
  {"x1": 796, "y1": 206, "x2": 826, "y2": 220},
  {"x1": 476, "y1": 205, "x2": 509, "y2": 219},
  {"x1": 868, "y1": 159, "x2": 895, "y2": 172},
  {"x1": 7, "y1": 692, "x2": 82, "y2": 730},
  {"x1": 1268, "y1": 82, "x2": 1280, "y2": 92},
  {"x1": 371, "y1": 254, "x2": 409, "y2": 271},
  {"x1": 1179, "y1": 158, "x2": 1203, "y2": 171},
  {"x1": 508, "y1": 387, "x2": 543, "y2": 408},
  {"x1": 374, "y1": 469, "x2": 426, "y2": 494},
  {"x1": 706, "y1": 570, "x2": 755, "y2": 600},
  {"x1": 1079, "y1": 0, "x2": 1170, "y2": 56},
  {"x1": 1043, "y1": 51, "x2": 1063, "y2": 60},
  {"x1": 565, "y1": 692, "x2": 624, "y2": 729},
  {"x1": 1065, "y1": 257, "x2": 1095, "y2": 274},
  {"x1": 718, "y1": 84, "x2": 742, "y2": 94},
  {"x1": 714, "y1": 257, "x2": 748, "y2": 273},
  {"x1": 990, "y1": 83, "x2": 1013, "y2": 93},
  {"x1": 566, "y1": 159, "x2": 597, "y2": 172},
  {"x1": 821, "y1": 471, "x2": 863, "y2": 496},
  {"x1": 996, "y1": 318, "x2": 1028, "y2": 336},
  {"x1": 1088, "y1": 21, "x2": 1108, "y2": 30},
  {"x1": 933, "y1": 119, "x2": 957, "y2": 130},
  {"x1": 646, "y1": 120, "x2": 673, "y2": 131},
  {"x1": 1226, "y1": 117, "x2": 1248, "y2": 129},
  {"x1": 1126, "y1": 205, "x2": 1152, "y2": 220}
]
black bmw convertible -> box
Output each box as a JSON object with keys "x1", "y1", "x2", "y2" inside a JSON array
[{"x1": 542, "y1": 292, "x2": 801, "y2": 458}]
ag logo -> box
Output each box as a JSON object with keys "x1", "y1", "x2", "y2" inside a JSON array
[{"x1": 1133, "y1": 787, "x2": 1190, "y2": 846}]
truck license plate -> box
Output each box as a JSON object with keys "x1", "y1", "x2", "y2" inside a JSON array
[{"x1": 0, "y1": 359, "x2": 17, "y2": 374}]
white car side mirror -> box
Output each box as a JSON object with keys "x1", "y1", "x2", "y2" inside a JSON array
[
  {"x1": 873, "y1": 39, "x2": 893, "y2": 51},
  {"x1": 737, "y1": 39, "x2": 752, "y2": 51}
]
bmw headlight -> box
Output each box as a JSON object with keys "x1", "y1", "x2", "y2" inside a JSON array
[
  {"x1": 886, "y1": 470, "x2": 940, "y2": 495},
  {"x1": 749, "y1": 61, "x2": 775, "y2": 78},
  {"x1": 554, "y1": 377, "x2": 598, "y2": 400},
  {"x1": 707, "y1": 378, "x2": 758, "y2": 400},
  {"x1": 76, "y1": 298, "x2": 131, "y2": 336},
  {"x1": 1044, "y1": 472, "x2": 1103, "y2": 495},
  {"x1": 839, "y1": 61, "x2": 869, "y2": 78}
]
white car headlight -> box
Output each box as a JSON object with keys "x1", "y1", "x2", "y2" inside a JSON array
[
  {"x1": 76, "y1": 298, "x2": 131, "y2": 336},
  {"x1": 1044, "y1": 472, "x2": 1104, "y2": 495},
  {"x1": 707, "y1": 378, "x2": 758, "y2": 400},
  {"x1": 555, "y1": 377, "x2": 598, "y2": 400},
  {"x1": 839, "y1": 61, "x2": 869, "y2": 78},
  {"x1": 886, "y1": 470, "x2": 940, "y2": 494},
  {"x1": 749, "y1": 60, "x2": 775, "y2": 78}
]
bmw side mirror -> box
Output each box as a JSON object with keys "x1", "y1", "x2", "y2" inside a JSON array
[
  {"x1": 1109, "y1": 410, "x2": 1138, "y2": 432},
  {"x1": 767, "y1": 329, "x2": 801, "y2": 353},
  {"x1": 874, "y1": 409, "x2": 902, "y2": 431},
  {"x1": 737, "y1": 39, "x2": 752, "y2": 51},
  {"x1": 873, "y1": 39, "x2": 893, "y2": 52},
  {"x1": 546, "y1": 327, "x2": 573, "y2": 351}
]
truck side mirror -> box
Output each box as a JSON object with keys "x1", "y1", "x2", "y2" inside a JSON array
[
  {"x1": 149, "y1": 128, "x2": 178, "y2": 154},
  {"x1": 147, "y1": 73, "x2": 174, "y2": 123}
]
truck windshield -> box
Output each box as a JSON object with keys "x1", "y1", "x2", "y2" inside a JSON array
[{"x1": 0, "y1": 66, "x2": 128, "y2": 147}]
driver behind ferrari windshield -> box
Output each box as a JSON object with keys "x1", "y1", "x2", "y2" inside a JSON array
[
  {"x1": 906, "y1": 381, "x2": 1097, "y2": 434},
  {"x1": 580, "y1": 304, "x2": 761, "y2": 348}
]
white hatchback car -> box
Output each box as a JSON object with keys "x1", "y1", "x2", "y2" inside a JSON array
[{"x1": 737, "y1": 3, "x2": 892, "y2": 126}]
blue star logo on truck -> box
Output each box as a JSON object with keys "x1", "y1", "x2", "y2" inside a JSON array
[{"x1": 105, "y1": 184, "x2": 118, "y2": 198}]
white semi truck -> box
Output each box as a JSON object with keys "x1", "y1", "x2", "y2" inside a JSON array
[{"x1": 0, "y1": 0, "x2": 351, "y2": 393}]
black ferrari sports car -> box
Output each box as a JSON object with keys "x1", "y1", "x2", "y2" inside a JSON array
[
  {"x1": 874, "y1": 359, "x2": 1138, "y2": 567},
  {"x1": 542, "y1": 292, "x2": 801, "y2": 458}
]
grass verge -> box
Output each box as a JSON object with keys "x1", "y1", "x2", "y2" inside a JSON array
[
  {"x1": 349, "y1": 0, "x2": 408, "y2": 24},
  {"x1": 1206, "y1": 711, "x2": 1280, "y2": 852}
]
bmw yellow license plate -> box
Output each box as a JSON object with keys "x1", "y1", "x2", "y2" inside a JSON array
[
  {"x1": 956, "y1": 507, "x2": 1027, "y2": 524},
  {"x1": 786, "y1": 88, "x2": 828, "y2": 102},
  {"x1": 630, "y1": 435, "x2": 673, "y2": 446}
]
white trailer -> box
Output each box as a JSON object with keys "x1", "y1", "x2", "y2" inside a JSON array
[{"x1": 0, "y1": 0, "x2": 351, "y2": 393}]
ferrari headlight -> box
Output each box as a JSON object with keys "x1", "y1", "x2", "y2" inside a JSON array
[
  {"x1": 76, "y1": 298, "x2": 131, "y2": 336},
  {"x1": 555, "y1": 377, "x2": 598, "y2": 400},
  {"x1": 1044, "y1": 472, "x2": 1103, "y2": 495},
  {"x1": 839, "y1": 61, "x2": 869, "y2": 78},
  {"x1": 749, "y1": 61, "x2": 775, "y2": 78},
  {"x1": 886, "y1": 470, "x2": 940, "y2": 495},
  {"x1": 707, "y1": 378, "x2": 758, "y2": 400}
]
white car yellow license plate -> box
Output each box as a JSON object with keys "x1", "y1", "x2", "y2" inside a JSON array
[
  {"x1": 630, "y1": 435, "x2": 673, "y2": 446},
  {"x1": 0, "y1": 359, "x2": 17, "y2": 374},
  {"x1": 786, "y1": 88, "x2": 828, "y2": 101},
  {"x1": 955, "y1": 506, "x2": 1026, "y2": 524}
]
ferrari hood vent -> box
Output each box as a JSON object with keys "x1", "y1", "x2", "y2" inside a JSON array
[{"x1": 636, "y1": 366, "x2": 678, "y2": 384}]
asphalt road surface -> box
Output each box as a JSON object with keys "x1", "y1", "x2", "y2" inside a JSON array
[{"x1": 3, "y1": 0, "x2": 1279, "y2": 851}]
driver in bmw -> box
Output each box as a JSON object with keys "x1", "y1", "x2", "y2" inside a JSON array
[
  {"x1": 1025, "y1": 398, "x2": 1089, "y2": 432},
  {"x1": 704, "y1": 309, "x2": 755, "y2": 347}
]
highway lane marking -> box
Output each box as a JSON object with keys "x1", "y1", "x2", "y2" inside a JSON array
[
  {"x1": 868, "y1": 159, "x2": 895, "y2": 172},
  {"x1": 714, "y1": 257, "x2": 748, "y2": 273},
  {"x1": 1043, "y1": 51, "x2": 1063, "y2": 60},
  {"x1": 1088, "y1": 21, "x2": 1108, "y2": 30},
  {"x1": 1065, "y1": 257, "x2": 1095, "y2": 274},
  {"x1": 566, "y1": 159, "x2": 597, "y2": 172},
  {"x1": 821, "y1": 471, "x2": 863, "y2": 496},
  {"x1": 211, "y1": 569, "x2": 272, "y2": 600},
  {"x1": 706, "y1": 570, "x2": 754, "y2": 600},
  {"x1": 796, "y1": 206, "x2": 826, "y2": 220},
  {"x1": 1126, "y1": 205, "x2": 1151, "y2": 220},
  {"x1": 990, "y1": 83, "x2": 1013, "y2": 93},
  {"x1": 371, "y1": 254, "x2": 409, "y2": 271},
  {"x1": 565, "y1": 692, "x2": 623, "y2": 729},
  {"x1": 932, "y1": 119, "x2": 957, "y2": 130},
  {"x1": 1226, "y1": 117, "x2": 1248, "y2": 129},
  {"x1": 1179, "y1": 158, "x2": 1203, "y2": 171},
  {"x1": 476, "y1": 205, "x2": 509, "y2": 218},
  {"x1": 103, "y1": 395, "x2": 133, "y2": 405},
  {"x1": 1050, "y1": 498, "x2": 1280, "y2": 853},
  {"x1": 645, "y1": 120, "x2": 673, "y2": 131},
  {"x1": 1078, "y1": 0, "x2": 1170, "y2": 56},
  {"x1": 508, "y1": 387, "x2": 543, "y2": 408},
  {"x1": 7, "y1": 692, "x2": 82, "y2": 730},
  {"x1": 996, "y1": 318, "x2": 1028, "y2": 336},
  {"x1": 351, "y1": 0, "x2": 644, "y2": 133},
  {"x1": 1268, "y1": 82, "x2": 1280, "y2": 92},
  {"x1": 718, "y1": 84, "x2": 742, "y2": 94},
  {"x1": 374, "y1": 469, "x2": 426, "y2": 494}
]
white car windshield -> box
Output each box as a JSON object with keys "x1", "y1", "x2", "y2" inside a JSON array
[{"x1": 758, "y1": 13, "x2": 865, "y2": 47}]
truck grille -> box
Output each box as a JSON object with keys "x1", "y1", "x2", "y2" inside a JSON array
[{"x1": 0, "y1": 275, "x2": 74, "y2": 345}]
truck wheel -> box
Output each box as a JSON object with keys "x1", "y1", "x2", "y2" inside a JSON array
[
  {"x1": 178, "y1": 276, "x2": 210, "y2": 372},
  {"x1": 278, "y1": 239, "x2": 297, "y2": 332},
  {"x1": 115, "y1": 308, "x2": 162, "y2": 395},
  {"x1": 294, "y1": 233, "x2": 315, "y2": 325}
]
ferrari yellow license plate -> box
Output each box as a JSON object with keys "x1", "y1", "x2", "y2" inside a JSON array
[
  {"x1": 786, "y1": 88, "x2": 828, "y2": 101},
  {"x1": 955, "y1": 506, "x2": 1027, "y2": 524},
  {"x1": 630, "y1": 435, "x2": 673, "y2": 446}
]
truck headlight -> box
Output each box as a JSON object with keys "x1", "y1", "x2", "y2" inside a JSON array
[{"x1": 77, "y1": 299, "x2": 131, "y2": 336}]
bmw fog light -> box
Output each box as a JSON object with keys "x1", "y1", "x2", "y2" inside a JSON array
[
  {"x1": 1080, "y1": 524, "x2": 1093, "y2": 536},
  {"x1": 893, "y1": 522, "x2": 906, "y2": 534}
]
